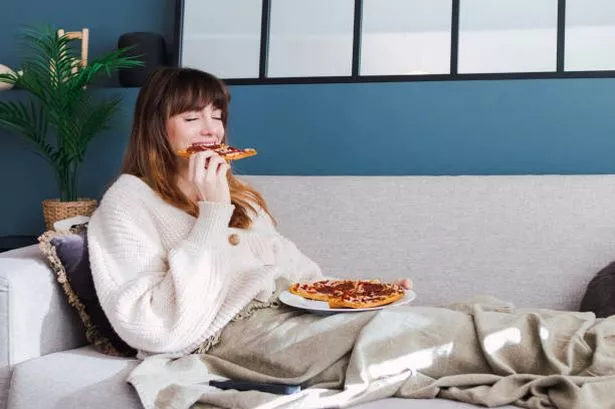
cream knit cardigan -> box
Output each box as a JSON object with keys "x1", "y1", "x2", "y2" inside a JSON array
[{"x1": 88, "y1": 174, "x2": 323, "y2": 356}]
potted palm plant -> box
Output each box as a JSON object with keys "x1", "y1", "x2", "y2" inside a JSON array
[{"x1": 0, "y1": 26, "x2": 142, "y2": 230}]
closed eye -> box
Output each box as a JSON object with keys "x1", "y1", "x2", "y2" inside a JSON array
[{"x1": 184, "y1": 118, "x2": 199, "y2": 122}]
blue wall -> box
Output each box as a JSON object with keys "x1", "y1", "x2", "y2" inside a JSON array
[{"x1": 2, "y1": 0, "x2": 615, "y2": 235}]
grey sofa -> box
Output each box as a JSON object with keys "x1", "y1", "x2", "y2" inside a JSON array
[{"x1": 1, "y1": 175, "x2": 614, "y2": 409}]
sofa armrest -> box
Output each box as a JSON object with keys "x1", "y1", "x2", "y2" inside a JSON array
[{"x1": 0, "y1": 245, "x2": 86, "y2": 367}]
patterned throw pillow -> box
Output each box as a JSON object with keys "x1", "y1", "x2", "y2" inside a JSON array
[{"x1": 38, "y1": 225, "x2": 136, "y2": 357}]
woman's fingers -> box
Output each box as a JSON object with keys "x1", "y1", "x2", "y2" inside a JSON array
[
  {"x1": 397, "y1": 278, "x2": 413, "y2": 290},
  {"x1": 189, "y1": 151, "x2": 215, "y2": 180},
  {"x1": 190, "y1": 151, "x2": 211, "y2": 178},
  {"x1": 217, "y1": 161, "x2": 230, "y2": 179},
  {"x1": 187, "y1": 150, "x2": 231, "y2": 204},
  {"x1": 205, "y1": 156, "x2": 226, "y2": 181}
]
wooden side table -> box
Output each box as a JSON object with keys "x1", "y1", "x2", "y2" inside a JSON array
[{"x1": 0, "y1": 235, "x2": 38, "y2": 253}]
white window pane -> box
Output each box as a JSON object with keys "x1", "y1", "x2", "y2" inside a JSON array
[
  {"x1": 181, "y1": 0, "x2": 262, "y2": 78},
  {"x1": 459, "y1": 0, "x2": 558, "y2": 74},
  {"x1": 565, "y1": 0, "x2": 615, "y2": 71},
  {"x1": 361, "y1": 0, "x2": 452, "y2": 75},
  {"x1": 268, "y1": 0, "x2": 354, "y2": 77}
]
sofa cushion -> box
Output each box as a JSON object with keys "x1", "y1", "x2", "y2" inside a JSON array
[
  {"x1": 0, "y1": 244, "x2": 87, "y2": 409},
  {"x1": 9, "y1": 348, "x2": 513, "y2": 409},
  {"x1": 38, "y1": 226, "x2": 136, "y2": 357},
  {"x1": 8, "y1": 346, "x2": 140, "y2": 409},
  {"x1": 579, "y1": 261, "x2": 615, "y2": 318}
]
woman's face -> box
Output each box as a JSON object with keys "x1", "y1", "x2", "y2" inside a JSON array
[{"x1": 166, "y1": 103, "x2": 225, "y2": 153}]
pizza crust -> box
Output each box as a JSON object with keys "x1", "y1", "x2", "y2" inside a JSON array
[
  {"x1": 327, "y1": 291, "x2": 405, "y2": 309},
  {"x1": 220, "y1": 150, "x2": 257, "y2": 161},
  {"x1": 288, "y1": 283, "x2": 330, "y2": 302}
]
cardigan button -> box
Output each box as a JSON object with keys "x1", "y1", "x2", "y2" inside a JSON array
[{"x1": 228, "y1": 233, "x2": 240, "y2": 246}]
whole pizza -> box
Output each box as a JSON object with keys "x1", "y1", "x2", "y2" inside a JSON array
[{"x1": 289, "y1": 279, "x2": 407, "y2": 309}]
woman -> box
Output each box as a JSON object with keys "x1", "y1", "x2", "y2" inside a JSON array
[
  {"x1": 92, "y1": 68, "x2": 615, "y2": 409},
  {"x1": 88, "y1": 67, "x2": 326, "y2": 356}
]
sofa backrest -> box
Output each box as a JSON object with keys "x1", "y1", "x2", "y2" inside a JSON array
[{"x1": 244, "y1": 175, "x2": 615, "y2": 311}]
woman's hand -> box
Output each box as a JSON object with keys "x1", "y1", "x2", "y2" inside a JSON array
[
  {"x1": 396, "y1": 278, "x2": 413, "y2": 290},
  {"x1": 188, "y1": 150, "x2": 231, "y2": 204}
]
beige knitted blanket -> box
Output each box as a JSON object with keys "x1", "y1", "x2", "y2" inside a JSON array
[{"x1": 128, "y1": 290, "x2": 615, "y2": 409}]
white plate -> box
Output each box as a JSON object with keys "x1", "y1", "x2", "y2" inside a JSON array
[{"x1": 278, "y1": 290, "x2": 416, "y2": 313}]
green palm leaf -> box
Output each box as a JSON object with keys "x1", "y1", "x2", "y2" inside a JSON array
[
  {"x1": 0, "y1": 100, "x2": 54, "y2": 163},
  {"x1": 0, "y1": 25, "x2": 143, "y2": 201}
]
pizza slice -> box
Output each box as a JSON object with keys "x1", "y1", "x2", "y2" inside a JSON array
[
  {"x1": 327, "y1": 281, "x2": 406, "y2": 309},
  {"x1": 289, "y1": 279, "x2": 360, "y2": 302},
  {"x1": 176, "y1": 143, "x2": 257, "y2": 161}
]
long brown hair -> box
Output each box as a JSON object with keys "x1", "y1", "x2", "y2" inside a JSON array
[{"x1": 122, "y1": 67, "x2": 273, "y2": 229}]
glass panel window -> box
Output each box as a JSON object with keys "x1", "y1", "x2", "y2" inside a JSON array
[
  {"x1": 267, "y1": 0, "x2": 354, "y2": 77},
  {"x1": 458, "y1": 0, "x2": 558, "y2": 74},
  {"x1": 361, "y1": 0, "x2": 452, "y2": 76},
  {"x1": 181, "y1": 0, "x2": 262, "y2": 78},
  {"x1": 565, "y1": 0, "x2": 615, "y2": 71}
]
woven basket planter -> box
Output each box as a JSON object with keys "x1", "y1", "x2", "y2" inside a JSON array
[{"x1": 42, "y1": 198, "x2": 98, "y2": 231}]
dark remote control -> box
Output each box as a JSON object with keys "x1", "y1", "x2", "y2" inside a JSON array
[{"x1": 209, "y1": 379, "x2": 301, "y2": 395}]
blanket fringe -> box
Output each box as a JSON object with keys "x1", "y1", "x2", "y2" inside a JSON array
[{"x1": 194, "y1": 294, "x2": 280, "y2": 354}]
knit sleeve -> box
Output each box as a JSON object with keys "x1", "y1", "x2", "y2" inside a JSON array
[
  {"x1": 276, "y1": 234, "x2": 325, "y2": 282},
  {"x1": 248, "y1": 206, "x2": 324, "y2": 282},
  {"x1": 87, "y1": 188, "x2": 273, "y2": 355}
]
